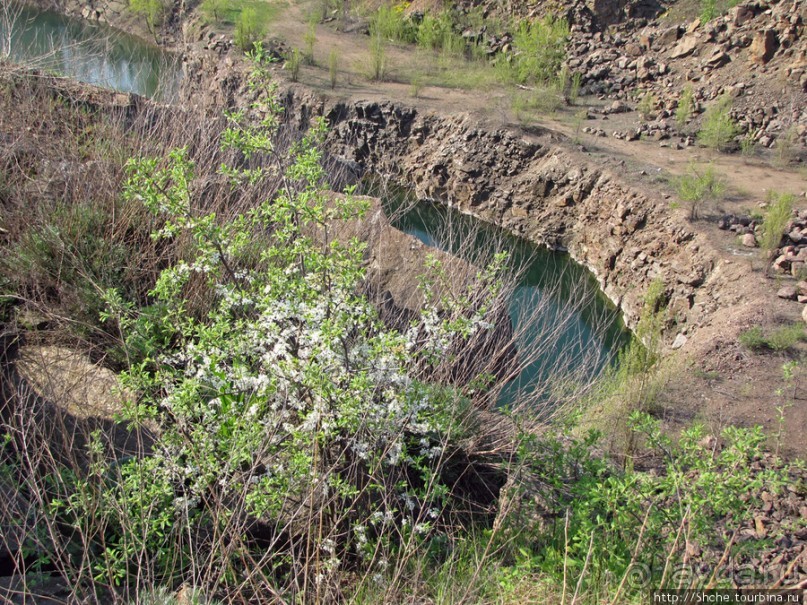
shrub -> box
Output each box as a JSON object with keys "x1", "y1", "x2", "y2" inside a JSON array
[
  {"x1": 741, "y1": 133, "x2": 756, "y2": 157},
  {"x1": 1, "y1": 195, "x2": 152, "y2": 344},
  {"x1": 740, "y1": 323, "x2": 805, "y2": 351},
  {"x1": 675, "y1": 84, "x2": 695, "y2": 129},
  {"x1": 503, "y1": 16, "x2": 569, "y2": 85},
  {"x1": 739, "y1": 325, "x2": 767, "y2": 350},
  {"x1": 676, "y1": 162, "x2": 726, "y2": 219},
  {"x1": 370, "y1": 3, "x2": 417, "y2": 43},
  {"x1": 511, "y1": 84, "x2": 564, "y2": 120},
  {"x1": 417, "y1": 11, "x2": 463, "y2": 54},
  {"x1": 369, "y1": 31, "x2": 387, "y2": 81},
  {"x1": 4, "y1": 58, "x2": 517, "y2": 601},
  {"x1": 637, "y1": 91, "x2": 656, "y2": 120},
  {"x1": 512, "y1": 412, "x2": 790, "y2": 598},
  {"x1": 758, "y1": 191, "x2": 795, "y2": 254},
  {"x1": 303, "y1": 20, "x2": 317, "y2": 65},
  {"x1": 698, "y1": 94, "x2": 738, "y2": 151},
  {"x1": 286, "y1": 47, "x2": 301, "y2": 82},
  {"x1": 701, "y1": 0, "x2": 743, "y2": 23},
  {"x1": 104, "y1": 105, "x2": 508, "y2": 597},
  {"x1": 234, "y1": 7, "x2": 263, "y2": 52},
  {"x1": 409, "y1": 76, "x2": 422, "y2": 98},
  {"x1": 767, "y1": 324, "x2": 806, "y2": 351},
  {"x1": 775, "y1": 127, "x2": 798, "y2": 167},
  {"x1": 328, "y1": 49, "x2": 338, "y2": 89},
  {"x1": 128, "y1": 0, "x2": 169, "y2": 34}
]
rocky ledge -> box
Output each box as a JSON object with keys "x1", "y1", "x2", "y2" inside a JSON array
[{"x1": 254, "y1": 90, "x2": 740, "y2": 352}]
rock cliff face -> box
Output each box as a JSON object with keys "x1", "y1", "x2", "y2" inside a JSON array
[
  {"x1": 266, "y1": 92, "x2": 731, "y2": 346},
  {"x1": 182, "y1": 57, "x2": 718, "y2": 345},
  {"x1": 9, "y1": 63, "x2": 732, "y2": 354}
]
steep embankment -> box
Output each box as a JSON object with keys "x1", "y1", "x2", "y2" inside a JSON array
[
  {"x1": 270, "y1": 92, "x2": 740, "y2": 350},
  {"x1": 182, "y1": 52, "x2": 736, "y2": 350}
]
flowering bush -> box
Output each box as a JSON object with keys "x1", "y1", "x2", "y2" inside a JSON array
[{"x1": 73, "y1": 48, "x2": 510, "y2": 599}]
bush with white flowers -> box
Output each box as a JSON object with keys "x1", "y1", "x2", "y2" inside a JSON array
[{"x1": 81, "y1": 47, "x2": 509, "y2": 598}]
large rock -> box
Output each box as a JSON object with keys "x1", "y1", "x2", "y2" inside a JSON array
[
  {"x1": 656, "y1": 25, "x2": 681, "y2": 48},
  {"x1": 749, "y1": 30, "x2": 779, "y2": 64},
  {"x1": 670, "y1": 34, "x2": 700, "y2": 59},
  {"x1": 727, "y1": 5, "x2": 755, "y2": 26},
  {"x1": 777, "y1": 285, "x2": 798, "y2": 300}
]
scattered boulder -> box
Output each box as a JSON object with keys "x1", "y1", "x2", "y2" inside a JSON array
[
  {"x1": 728, "y1": 5, "x2": 755, "y2": 27},
  {"x1": 777, "y1": 285, "x2": 798, "y2": 300},
  {"x1": 749, "y1": 30, "x2": 779, "y2": 64},
  {"x1": 670, "y1": 34, "x2": 700, "y2": 59},
  {"x1": 610, "y1": 100, "x2": 630, "y2": 113},
  {"x1": 656, "y1": 25, "x2": 682, "y2": 48}
]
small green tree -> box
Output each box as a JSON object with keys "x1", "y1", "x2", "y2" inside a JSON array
[
  {"x1": 504, "y1": 16, "x2": 569, "y2": 85},
  {"x1": 303, "y1": 20, "x2": 317, "y2": 65},
  {"x1": 698, "y1": 95, "x2": 738, "y2": 151},
  {"x1": 759, "y1": 192, "x2": 795, "y2": 256},
  {"x1": 128, "y1": 0, "x2": 168, "y2": 35},
  {"x1": 637, "y1": 91, "x2": 657, "y2": 120},
  {"x1": 676, "y1": 162, "x2": 726, "y2": 219},
  {"x1": 675, "y1": 85, "x2": 695, "y2": 129},
  {"x1": 286, "y1": 48, "x2": 301, "y2": 82},
  {"x1": 370, "y1": 3, "x2": 417, "y2": 43},
  {"x1": 369, "y1": 30, "x2": 387, "y2": 81},
  {"x1": 234, "y1": 7, "x2": 263, "y2": 52}
]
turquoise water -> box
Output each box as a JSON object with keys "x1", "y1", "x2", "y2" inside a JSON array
[
  {"x1": 384, "y1": 194, "x2": 631, "y2": 406},
  {"x1": 1, "y1": 3, "x2": 182, "y2": 100}
]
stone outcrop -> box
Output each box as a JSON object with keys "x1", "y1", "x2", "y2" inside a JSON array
[
  {"x1": 443, "y1": 0, "x2": 667, "y2": 32},
  {"x1": 177, "y1": 54, "x2": 728, "y2": 349}
]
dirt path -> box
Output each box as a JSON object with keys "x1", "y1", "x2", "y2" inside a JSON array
[{"x1": 264, "y1": 0, "x2": 515, "y2": 115}]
